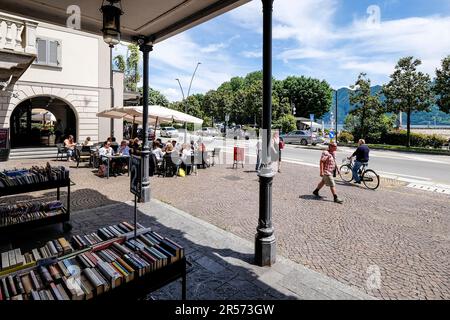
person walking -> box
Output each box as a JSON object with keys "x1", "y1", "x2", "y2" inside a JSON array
[
  {"x1": 255, "y1": 137, "x2": 262, "y2": 172},
  {"x1": 278, "y1": 135, "x2": 284, "y2": 173},
  {"x1": 313, "y1": 142, "x2": 343, "y2": 204}
]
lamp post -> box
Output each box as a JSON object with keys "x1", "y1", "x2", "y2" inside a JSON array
[
  {"x1": 176, "y1": 62, "x2": 201, "y2": 143},
  {"x1": 100, "y1": 0, "x2": 122, "y2": 139},
  {"x1": 255, "y1": 0, "x2": 276, "y2": 267},
  {"x1": 335, "y1": 89, "x2": 338, "y2": 142}
]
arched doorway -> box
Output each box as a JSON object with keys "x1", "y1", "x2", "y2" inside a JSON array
[{"x1": 10, "y1": 96, "x2": 77, "y2": 148}]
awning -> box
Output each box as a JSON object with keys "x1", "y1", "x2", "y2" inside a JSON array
[
  {"x1": 96, "y1": 105, "x2": 203, "y2": 125},
  {"x1": 300, "y1": 121, "x2": 322, "y2": 129},
  {"x1": 0, "y1": 0, "x2": 250, "y2": 45}
]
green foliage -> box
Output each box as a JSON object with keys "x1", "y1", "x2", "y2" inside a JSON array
[
  {"x1": 139, "y1": 87, "x2": 169, "y2": 107},
  {"x1": 125, "y1": 44, "x2": 141, "y2": 92},
  {"x1": 349, "y1": 73, "x2": 383, "y2": 139},
  {"x1": 382, "y1": 57, "x2": 435, "y2": 147},
  {"x1": 434, "y1": 55, "x2": 450, "y2": 114},
  {"x1": 344, "y1": 112, "x2": 395, "y2": 144},
  {"x1": 382, "y1": 131, "x2": 447, "y2": 148},
  {"x1": 113, "y1": 55, "x2": 126, "y2": 72},
  {"x1": 338, "y1": 131, "x2": 354, "y2": 143},
  {"x1": 283, "y1": 76, "x2": 332, "y2": 119},
  {"x1": 272, "y1": 114, "x2": 296, "y2": 134}
]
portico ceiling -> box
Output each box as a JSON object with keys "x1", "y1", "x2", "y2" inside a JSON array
[{"x1": 0, "y1": 0, "x2": 251, "y2": 44}]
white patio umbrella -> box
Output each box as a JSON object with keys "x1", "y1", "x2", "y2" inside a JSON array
[{"x1": 96, "y1": 105, "x2": 203, "y2": 134}]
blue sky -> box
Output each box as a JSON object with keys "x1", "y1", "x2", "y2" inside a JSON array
[{"x1": 114, "y1": 0, "x2": 450, "y2": 102}]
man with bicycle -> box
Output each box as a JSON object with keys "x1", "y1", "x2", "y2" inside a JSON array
[{"x1": 348, "y1": 139, "x2": 370, "y2": 184}]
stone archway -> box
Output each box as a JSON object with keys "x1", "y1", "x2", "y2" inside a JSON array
[{"x1": 9, "y1": 96, "x2": 78, "y2": 148}]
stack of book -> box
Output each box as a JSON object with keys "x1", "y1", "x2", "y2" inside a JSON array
[
  {"x1": 0, "y1": 238, "x2": 74, "y2": 274},
  {"x1": 0, "y1": 163, "x2": 69, "y2": 188},
  {"x1": 0, "y1": 222, "x2": 184, "y2": 300},
  {"x1": 0, "y1": 200, "x2": 65, "y2": 227}
]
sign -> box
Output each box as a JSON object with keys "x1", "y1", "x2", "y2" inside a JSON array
[
  {"x1": 0, "y1": 128, "x2": 9, "y2": 162},
  {"x1": 0, "y1": 129, "x2": 8, "y2": 149},
  {"x1": 130, "y1": 155, "x2": 143, "y2": 198},
  {"x1": 225, "y1": 114, "x2": 230, "y2": 122},
  {"x1": 329, "y1": 131, "x2": 335, "y2": 139},
  {"x1": 310, "y1": 114, "x2": 315, "y2": 122}
]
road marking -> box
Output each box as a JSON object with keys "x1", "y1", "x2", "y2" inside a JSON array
[{"x1": 377, "y1": 171, "x2": 432, "y2": 181}]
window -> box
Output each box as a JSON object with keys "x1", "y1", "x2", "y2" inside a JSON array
[{"x1": 34, "y1": 38, "x2": 61, "y2": 67}]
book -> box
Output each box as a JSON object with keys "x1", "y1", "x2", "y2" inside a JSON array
[
  {"x1": 7, "y1": 275, "x2": 17, "y2": 296},
  {"x1": 29, "y1": 270, "x2": 42, "y2": 291},
  {"x1": 1, "y1": 277, "x2": 10, "y2": 300},
  {"x1": 30, "y1": 290, "x2": 40, "y2": 300},
  {"x1": 50, "y1": 282, "x2": 64, "y2": 300},
  {"x1": 83, "y1": 268, "x2": 103, "y2": 295},
  {"x1": 20, "y1": 274, "x2": 33, "y2": 294},
  {"x1": 56, "y1": 283, "x2": 70, "y2": 300}
]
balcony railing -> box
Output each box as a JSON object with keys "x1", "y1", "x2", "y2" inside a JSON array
[{"x1": 0, "y1": 12, "x2": 38, "y2": 55}]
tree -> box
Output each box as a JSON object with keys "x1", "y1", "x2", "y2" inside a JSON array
[
  {"x1": 382, "y1": 57, "x2": 434, "y2": 147},
  {"x1": 282, "y1": 76, "x2": 332, "y2": 119},
  {"x1": 139, "y1": 87, "x2": 169, "y2": 107},
  {"x1": 125, "y1": 44, "x2": 141, "y2": 91},
  {"x1": 272, "y1": 114, "x2": 296, "y2": 134},
  {"x1": 434, "y1": 55, "x2": 450, "y2": 114},
  {"x1": 113, "y1": 55, "x2": 125, "y2": 72},
  {"x1": 349, "y1": 73, "x2": 382, "y2": 139}
]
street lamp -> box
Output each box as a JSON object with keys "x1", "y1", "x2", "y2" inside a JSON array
[
  {"x1": 100, "y1": 0, "x2": 123, "y2": 46},
  {"x1": 175, "y1": 62, "x2": 201, "y2": 142},
  {"x1": 100, "y1": 0, "x2": 123, "y2": 138}
]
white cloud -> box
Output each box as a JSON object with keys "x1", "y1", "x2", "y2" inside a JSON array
[
  {"x1": 241, "y1": 50, "x2": 262, "y2": 58},
  {"x1": 231, "y1": 0, "x2": 450, "y2": 86}
]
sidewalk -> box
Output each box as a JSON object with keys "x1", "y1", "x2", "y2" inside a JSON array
[{"x1": 70, "y1": 199, "x2": 375, "y2": 300}]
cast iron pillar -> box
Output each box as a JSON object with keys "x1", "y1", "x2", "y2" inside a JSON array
[
  {"x1": 255, "y1": 0, "x2": 276, "y2": 267},
  {"x1": 139, "y1": 41, "x2": 153, "y2": 202},
  {"x1": 110, "y1": 44, "x2": 115, "y2": 138}
]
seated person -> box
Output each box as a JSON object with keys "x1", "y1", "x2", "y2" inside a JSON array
[
  {"x1": 162, "y1": 143, "x2": 178, "y2": 176},
  {"x1": 152, "y1": 141, "x2": 164, "y2": 162},
  {"x1": 180, "y1": 143, "x2": 193, "y2": 175},
  {"x1": 64, "y1": 135, "x2": 77, "y2": 161},
  {"x1": 98, "y1": 141, "x2": 118, "y2": 175},
  {"x1": 156, "y1": 138, "x2": 165, "y2": 149},
  {"x1": 110, "y1": 137, "x2": 119, "y2": 154},
  {"x1": 83, "y1": 136, "x2": 94, "y2": 147},
  {"x1": 118, "y1": 140, "x2": 130, "y2": 156}
]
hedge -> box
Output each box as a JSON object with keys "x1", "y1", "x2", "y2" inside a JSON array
[{"x1": 382, "y1": 130, "x2": 448, "y2": 148}]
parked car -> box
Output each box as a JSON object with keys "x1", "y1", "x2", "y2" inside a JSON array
[
  {"x1": 281, "y1": 130, "x2": 325, "y2": 146},
  {"x1": 160, "y1": 127, "x2": 179, "y2": 138},
  {"x1": 198, "y1": 127, "x2": 219, "y2": 137}
]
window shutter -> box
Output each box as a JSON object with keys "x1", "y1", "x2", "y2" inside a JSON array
[
  {"x1": 36, "y1": 39, "x2": 47, "y2": 63},
  {"x1": 49, "y1": 40, "x2": 58, "y2": 65}
]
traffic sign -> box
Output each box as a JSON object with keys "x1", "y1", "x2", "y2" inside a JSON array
[
  {"x1": 329, "y1": 131, "x2": 335, "y2": 139},
  {"x1": 310, "y1": 114, "x2": 314, "y2": 122}
]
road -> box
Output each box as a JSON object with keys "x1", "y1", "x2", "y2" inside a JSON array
[{"x1": 195, "y1": 137, "x2": 450, "y2": 186}]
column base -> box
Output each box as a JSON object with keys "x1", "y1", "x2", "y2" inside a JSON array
[
  {"x1": 255, "y1": 234, "x2": 276, "y2": 267},
  {"x1": 140, "y1": 186, "x2": 151, "y2": 203}
]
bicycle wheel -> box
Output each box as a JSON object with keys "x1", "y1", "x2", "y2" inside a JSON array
[
  {"x1": 339, "y1": 165, "x2": 353, "y2": 183},
  {"x1": 362, "y1": 169, "x2": 380, "y2": 190}
]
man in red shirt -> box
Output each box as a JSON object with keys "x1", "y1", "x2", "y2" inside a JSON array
[{"x1": 313, "y1": 142, "x2": 343, "y2": 204}]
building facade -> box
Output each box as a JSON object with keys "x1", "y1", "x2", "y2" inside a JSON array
[{"x1": 0, "y1": 11, "x2": 123, "y2": 149}]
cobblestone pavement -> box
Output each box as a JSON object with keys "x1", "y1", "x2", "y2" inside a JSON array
[{"x1": 1, "y1": 158, "x2": 449, "y2": 299}]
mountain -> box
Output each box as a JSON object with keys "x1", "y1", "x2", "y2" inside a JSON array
[{"x1": 323, "y1": 86, "x2": 450, "y2": 126}]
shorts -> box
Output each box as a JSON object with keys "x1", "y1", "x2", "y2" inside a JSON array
[{"x1": 322, "y1": 175, "x2": 336, "y2": 187}]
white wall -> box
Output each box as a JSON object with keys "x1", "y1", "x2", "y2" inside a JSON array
[{"x1": 20, "y1": 23, "x2": 100, "y2": 88}]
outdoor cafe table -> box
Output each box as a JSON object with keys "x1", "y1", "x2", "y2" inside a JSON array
[{"x1": 103, "y1": 154, "x2": 131, "y2": 179}]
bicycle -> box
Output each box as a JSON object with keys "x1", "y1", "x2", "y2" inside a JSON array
[{"x1": 339, "y1": 158, "x2": 380, "y2": 190}]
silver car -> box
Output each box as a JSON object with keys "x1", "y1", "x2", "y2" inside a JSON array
[{"x1": 281, "y1": 130, "x2": 325, "y2": 146}]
